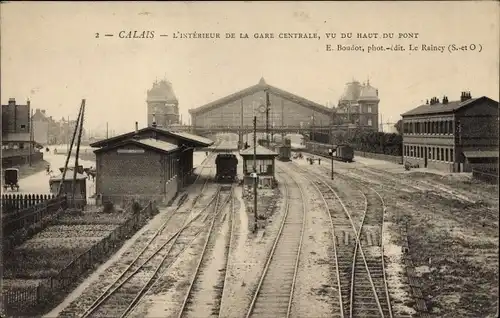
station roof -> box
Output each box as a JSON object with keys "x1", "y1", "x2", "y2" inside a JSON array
[
  {"x1": 240, "y1": 145, "x2": 278, "y2": 157},
  {"x1": 188, "y1": 78, "x2": 332, "y2": 116},
  {"x1": 89, "y1": 126, "x2": 214, "y2": 148},
  {"x1": 93, "y1": 138, "x2": 179, "y2": 155},
  {"x1": 463, "y1": 150, "x2": 499, "y2": 159},
  {"x1": 401, "y1": 96, "x2": 498, "y2": 117}
]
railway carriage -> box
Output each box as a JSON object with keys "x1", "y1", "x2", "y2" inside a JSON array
[
  {"x1": 215, "y1": 153, "x2": 238, "y2": 182},
  {"x1": 305, "y1": 141, "x2": 354, "y2": 162}
]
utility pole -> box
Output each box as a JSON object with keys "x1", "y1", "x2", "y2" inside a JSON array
[
  {"x1": 253, "y1": 116, "x2": 258, "y2": 233},
  {"x1": 66, "y1": 116, "x2": 70, "y2": 152},
  {"x1": 330, "y1": 111, "x2": 334, "y2": 179},
  {"x1": 265, "y1": 90, "x2": 270, "y2": 146},
  {"x1": 71, "y1": 99, "x2": 85, "y2": 208},
  {"x1": 58, "y1": 103, "x2": 83, "y2": 197}
]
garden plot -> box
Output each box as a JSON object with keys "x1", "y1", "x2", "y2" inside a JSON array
[
  {"x1": 3, "y1": 223, "x2": 119, "y2": 280},
  {"x1": 56, "y1": 211, "x2": 130, "y2": 225}
]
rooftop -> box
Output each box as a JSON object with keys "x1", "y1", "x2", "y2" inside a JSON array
[
  {"x1": 89, "y1": 126, "x2": 214, "y2": 148},
  {"x1": 94, "y1": 138, "x2": 179, "y2": 154},
  {"x1": 401, "y1": 96, "x2": 498, "y2": 116},
  {"x1": 240, "y1": 145, "x2": 278, "y2": 156},
  {"x1": 189, "y1": 78, "x2": 332, "y2": 116}
]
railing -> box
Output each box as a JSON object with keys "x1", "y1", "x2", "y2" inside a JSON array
[
  {"x1": 3, "y1": 201, "x2": 154, "y2": 316},
  {"x1": 472, "y1": 168, "x2": 499, "y2": 184}
]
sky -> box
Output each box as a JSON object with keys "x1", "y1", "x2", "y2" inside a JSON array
[{"x1": 2, "y1": 1, "x2": 499, "y2": 134}]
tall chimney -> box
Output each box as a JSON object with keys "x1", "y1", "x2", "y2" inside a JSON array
[
  {"x1": 460, "y1": 91, "x2": 471, "y2": 102},
  {"x1": 135, "y1": 121, "x2": 138, "y2": 133}
]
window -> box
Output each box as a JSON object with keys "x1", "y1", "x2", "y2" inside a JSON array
[
  {"x1": 19, "y1": 143, "x2": 24, "y2": 149},
  {"x1": 432, "y1": 147, "x2": 436, "y2": 160},
  {"x1": 20, "y1": 124, "x2": 26, "y2": 129},
  {"x1": 445, "y1": 149, "x2": 449, "y2": 162},
  {"x1": 367, "y1": 119, "x2": 372, "y2": 126},
  {"x1": 367, "y1": 106, "x2": 372, "y2": 113},
  {"x1": 450, "y1": 149, "x2": 454, "y2": 162},
  {"x1": 441, "y1": 148, "x2": 444, "y2": 161}
]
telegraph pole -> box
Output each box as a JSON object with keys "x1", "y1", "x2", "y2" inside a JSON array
[
  {"x1": 330, "y1": 111, "x2": 335, "y2": 180},
  {"x1": 253, "y1": 116, "x2": 258, "y2": 233},
  {"x1": 265, "y1": 90, "x2": 270, "y2": 146}
]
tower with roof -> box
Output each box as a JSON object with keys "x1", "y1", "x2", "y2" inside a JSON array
[
  {"x1": 336, "y1": 78, "x2": 380, "y2": 131},
  {"x1": 146, "y1": 78, "x2": 179, "y2": 127}
]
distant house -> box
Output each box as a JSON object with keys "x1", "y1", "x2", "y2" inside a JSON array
[
  {"x1": 401, "y1": 92, "x2": 499, "y2": 172},
  {"x1": 32, "y1": 109, "x2": 50, "y2": 145},
  {"x1": 1, "y1": 98, "x2": 37, "y2": 153}
]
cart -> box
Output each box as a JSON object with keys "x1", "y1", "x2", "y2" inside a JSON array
[{"x1": 3, "y1": 168, "x2": 20, "y2": 191}]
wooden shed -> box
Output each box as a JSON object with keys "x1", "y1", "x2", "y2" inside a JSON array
[
  {"x1": 239, "y1": 145, "x2": 278, "y2": 188},
  {"x1": 49, "y1": 172, "x2": 87, "y2": 208}
]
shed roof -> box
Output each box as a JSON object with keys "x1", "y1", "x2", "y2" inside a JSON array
[
  {"x1": 50, "y1": 173, "x2": 87, "y2": 181},
  {"x1": 463, "y1": 150, "x2": 499, "y2": 159},
  {"x1": 240, "y1": 145, "x2": 278, "y2": 157},
  {"x1": 89, "y1": 126, "x2": 214, "y2": 148},
  {"x1": 94, "y1": 138, "x2": 179, "y2": 154},
  {"x1": 401, "y1": 96, "x2": 497, "y2": 116}
]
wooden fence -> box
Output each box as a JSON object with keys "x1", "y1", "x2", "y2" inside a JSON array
[
  {"x1": 2, "y1": 195, "x2": 68, "y2": 249},
  {"x1": 2, "y1": 193, "x2": 56, "y2": 213},
  {"x1": 472, "y1": 168, "x2": 499, "y2": 184},
  {"x1": 3, "y1": 201, "x2": 154, "y2": 316}
]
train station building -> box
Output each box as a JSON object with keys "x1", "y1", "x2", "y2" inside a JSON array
[
  {"x1": 90, "y1": 123, "x2": 214, "y2": 204},
  {"x1": 401, "y1": 93, "x2": 499, "y2": 172}
]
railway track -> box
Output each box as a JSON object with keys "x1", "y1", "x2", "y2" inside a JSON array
[
  {"x1": 293, "y1": 164, "x2": 393, "y2": 318},
  {"x1": 177, "y1": 185, "x2": 234, "y2": 318},
  {"x1": 245, "y1": 169, "x2": 306, "y2": 318},
  {"x1": 78, "y1": 156, "x2": 219, "y2": 318}
]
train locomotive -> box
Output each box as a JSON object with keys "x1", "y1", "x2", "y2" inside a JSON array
[
  {"x1": 215, "y1": 153, "x2": 238, "y2": 182},
  {"x1": 277, "y1": 138, "x2": 292, "y2": 161},
  {"x1": 305, "y1": 141, "x2": 354, "y2": 162}
]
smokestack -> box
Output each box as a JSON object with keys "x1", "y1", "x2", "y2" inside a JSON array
[
  {"x1": 460, "y1": 91, "x2": 471, "y2": 102},
  {"x1": 135, "y1": 121, "x2": 138, "y2": 133}
]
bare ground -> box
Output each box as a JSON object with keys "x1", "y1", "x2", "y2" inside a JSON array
[{"x1": 311, "y1": 158, "x2": 499, "y2": 317}]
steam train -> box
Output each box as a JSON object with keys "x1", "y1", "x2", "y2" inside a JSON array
[
  {"x1": 215, "y1": 153, "x2": 238, "y2": 182},
  {"x1": 305, "y1": 141, "x2": 354, "y2": 162}
]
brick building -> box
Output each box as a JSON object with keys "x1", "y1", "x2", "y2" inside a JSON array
[
  {"x1": 90, "y1": 123, "x2": 213, "y2": 204},
  {"x1": 1, "y1": 98, "x2": 40, "y2": 159},
  {"x1": 401, "y1": 92, "x2": 499, "y2": 172}
]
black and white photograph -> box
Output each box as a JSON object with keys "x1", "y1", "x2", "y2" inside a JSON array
[{"x1": 1, "y1": 2, "x2": 499, "y2": 317}]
